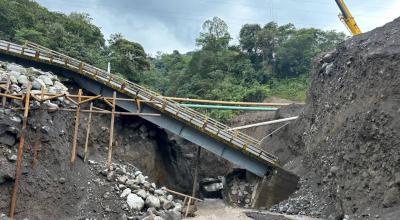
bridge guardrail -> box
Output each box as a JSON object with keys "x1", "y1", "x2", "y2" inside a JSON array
[{"x1": 0, "y1": 40, "x2": 279, "y2": 166}]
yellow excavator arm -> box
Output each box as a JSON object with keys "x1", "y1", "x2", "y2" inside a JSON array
[{"x1": 334, "y1": 0, "x2": 362, "y2": 36}]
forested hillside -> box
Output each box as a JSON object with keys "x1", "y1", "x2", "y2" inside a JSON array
[
  {"x1": 142, "y1": 17, "x2": 345, "y2": 119},
  {"x1": 0, "y1": 0, "x2": 346, "y2": 121}
]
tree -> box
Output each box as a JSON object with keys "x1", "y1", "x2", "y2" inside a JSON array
[
  {"x1": 239, "y1": 24, "x2": 261, "y2": 55},
  {"x1": 108, "y1": 34, "x2": 149, "y2": 81},
  {"x1": 196, "y1": 16, "x2": 231, "y2": 51}
]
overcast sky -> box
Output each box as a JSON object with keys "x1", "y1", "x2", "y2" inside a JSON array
[{"x1": 36, "y1": 0, "x2": 400, "y2": 55}]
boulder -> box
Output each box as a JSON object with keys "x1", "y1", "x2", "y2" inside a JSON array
[
  {"x1": 137, "y1": 189, "x2": 148, "y2": 199},
  {"x1": 161, "y1": 210, "x2": 181, "y2": 220},
  {"x1": 17, "y1": 75, "x2": 28, "y2": 86},
  {"x1": 9, "y1": 116, "x2": 22, "y2": 124},
  {"x1": 146, "y1": 195, "x2": 161, "y2": 209},
  {"x1": 325, "y1": 63, "x2": 334, "y2": 75},
  {"x1": 9, "y1": 71, "x2": 20, "y2": 84},
  {"x1": 48, "y1": 86, "x2": 58, "y2": 94},
  {"x1": 53, "y1": 81, "x2": 68, "y2": 92},
  {"x1": 7, "y1": 64, "x2": 26, "y2": 74},
  {"x1": 173, "y1": 203, "x2": 182, "y2": 212},
  {"x1": 0, "y1": 132, "x2": 16, "y2": 146},
  {"x1": 120, "y1": 188, "x2": 132, "y2": 198},
  {"x1": 38, "y1": 75, "x2": 53, "y2": 86},
  {"x1": 135, "y1": 174, "x2": 146, "y2": 184},
  {"x1": 155, "y1": 189, "x2": 165, "y2": 196},
  {"x1": 32, "y1": 78, "x2": 46, "y2": 90},
  {"x1": 118, "y1": 175, "x2": 128, "y2": 183},
  {"x1": 27, "y1": 67, "x2": 45, "y2": 75},
  {"x1": 134, "y1": 170, "x2": 142, "y2": 176},
  {"x1": 10, "y1": 84, "x2": 21, "y2": 93},
  {"x1": 0, "y1": 157, "x2": 15, "y2": 184},
  {"x1": 125, "y1": 179, "x2": 136, "y2": 186},
  {"x1": 44, "y1": 100, "x2": 59, "y2": 112},
  {"x1": 7, "y1": 154, "x2": 17, "y2": 162},
  {"x1": 160, "y1": 197, "x2": 173, "y2": 210},
  {"x1": 127, "y1": 193, "x2": 145, "y2": 211}
]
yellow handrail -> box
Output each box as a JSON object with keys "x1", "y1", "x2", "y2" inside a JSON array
[{"x1": 0, "y1": 40, "x2": 279, "y2": 165}]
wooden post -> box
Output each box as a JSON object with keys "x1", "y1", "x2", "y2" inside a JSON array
[
  {"x1": 32, "y1": 87, "x2": 45, "y2": 167},
  {"x1": 70, "y1": 89, "x2": 82, "y2": 165},
  {"x1": 9, "y1": 83, "x2": 31, "y2": 218},
  {"x1": 191, "y1": 146, "x2": 201, "y2": 198},
  {"x1": 135, "y1": 98, "x2": 141, "y2": 113},
  {"x1": 83, "y1": 102, "x2": 93, "y2": 162},
  {"x1": 107, "y1": 91, "x2": 116, "y2": 170},
  {"x1": 2, "y1": 75, "x2": 10, "y2": 108},
  {"x1": 185, "y1": 197, "x2": 192, "y2": 217}
]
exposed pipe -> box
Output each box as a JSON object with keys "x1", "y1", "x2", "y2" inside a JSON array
[
  {"x1": 167, "y1": 96, "x2": 301, "y2": 106},
  {"x1": 178, "y1": 103, "x2": 278, "y2": 111},
  {"x1": 228, "y1": 116, "x2": 299, "y2": 131}
]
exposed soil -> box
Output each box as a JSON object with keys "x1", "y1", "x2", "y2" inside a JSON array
[
  {"x1": 269, "y1": 17, "x2": 400, "y2": 220},
  {"x1": 0, "y1": 62, "x2": 232, "y2": 219}
]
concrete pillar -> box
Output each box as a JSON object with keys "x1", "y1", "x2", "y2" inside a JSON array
[{"x1": 251, "y1": 167, "x2": 299, "y2": 209}]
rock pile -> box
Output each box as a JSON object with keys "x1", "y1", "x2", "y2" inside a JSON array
[
  {"x1": 89, "y1": 160, "x2": 183, "y2": 220},
  {"x1": 269, "y1": 177, "x2": 327, "y2": 217},
  {"x1": 224, "y1": 176, "x2": 254, "y2": 208},
  {"x1": 0, "y1": 62, "x2": 70, "y2": 108}
]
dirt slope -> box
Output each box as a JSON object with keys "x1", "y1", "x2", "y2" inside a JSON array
[
  {"x1": 0, "y1": 61, "x2": 231, "y2": 219},
  {"x1": 271, "y1": 17, "x2": 400, "y2": 220}
]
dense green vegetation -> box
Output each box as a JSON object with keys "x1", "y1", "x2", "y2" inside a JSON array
[
  {"x1": 0, "y1": 0, "x2": 148, "y2": 73},
  {"x1": 0, "y1": 0, "x2": 346, "y2": 121},
  {"x1": 142, "y1": 18, "x2": 345, "y2": 120}
]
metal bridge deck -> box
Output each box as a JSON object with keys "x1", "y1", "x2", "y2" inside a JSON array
[{"x1": 0, "y1": 40, "x2": 281, "y2": 177}]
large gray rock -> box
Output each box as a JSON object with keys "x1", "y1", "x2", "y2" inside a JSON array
[
  {"x1": 172, "y1": 203, "x2": 182, "y2": 212},
  {"x1": 7, "y1": 155, "x2": 17, "y2": 162},
  {"x1": 125, "y1": 179, "x2": 135, "y2": 187},
  {"x1": 118, "y1": 175, "x2": 128, "y2": 183},
  {"x1": 7, "y1": 64, "x2": 26, "y2": 74},
  {"x1": 32, "y1": 78, "x2": 46, "y2": 90},
  {"x1": 0, "y1": 133, "x2": 16, "y2": 146},
  {"x1": 120, "y1": 188, "x2": 131, "y2": 198},
  {"x1": 9, "y1": 71, "x2": 20, "y2": 84},
  {"x1": 160, "y1": 196, "x2": 173, "y2": 210},
  {"x1": 17, "y1": 75, "x2": 28, "y2": 86},
  {"x1": 53, "y1": 81, "x2": 68, "y2": 93},
  {"x1": 127, "y1": 193, "x2": 145, "y2": 211},
  {"x1": 0, "y1": 157, "x2": 15, "y2": 184},
  {"x1": 154, "y1": 189, "x2": 165, "y2": 196},
  {"x1": 135, "y1": 174, "x2": 146, "y2": 184},
  {"x1": 146, "y1": 195, "x2": 161, "y2": 209},
  {"x1": 161, "y1": 210, "x2": 182, "y2": 220},
  {"x1": 27, "y1": 67, "x2": 45, "y2": 76},
  {"x1": 137, "y1": 189, "x2": 148, "y2": 199},
  {"x1": 44, "y1": 100, "x2": 59, "y2": 112},
  {"x1": 10, "y1": 84, "x2": 21, "y2": 93},
  {"x1": 38, "y1": 75, "x2": 53, "y2": 86},
  {"x1": 9, "y1": 116, "x2": 22, "y2": 123}
]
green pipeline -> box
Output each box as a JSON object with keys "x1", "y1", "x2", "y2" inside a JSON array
[{"x1": 178, "y1": 103, "x2": 278, "y2": 111}]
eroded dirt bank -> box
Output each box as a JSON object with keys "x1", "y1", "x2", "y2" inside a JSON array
[
  {"x1": 0, "y1": 61, "x2": 231, "y2": 219},
  {"x1": 268, "y1": 18, "x2": 400, "y2": 220}
]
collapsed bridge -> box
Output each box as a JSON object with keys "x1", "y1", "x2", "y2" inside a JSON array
[{"x1": 0, "y1": 40, "x2": 299, "y2": 208}]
